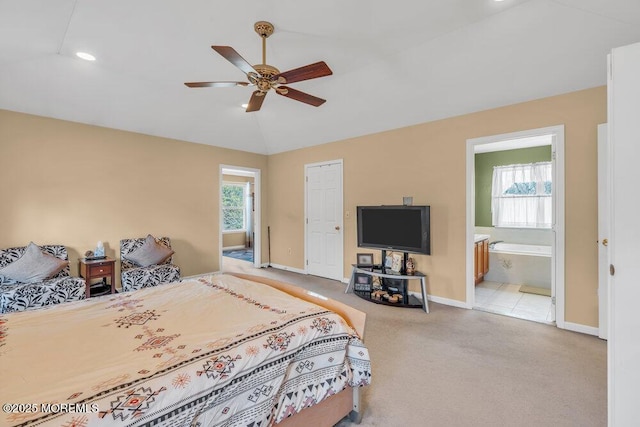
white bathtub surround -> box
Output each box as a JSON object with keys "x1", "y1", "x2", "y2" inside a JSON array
[
  {"x1": 485, "y1": 243, "x2": 552, "y2": 289},
  {"x1": 474, "y1": 226, "x2": 553, "y2": 246},
  {"x1": 489, "y1": 242, "x2": 551, "y2": 257}
]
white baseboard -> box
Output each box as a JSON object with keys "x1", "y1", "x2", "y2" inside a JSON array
[
  {"x1": 561, "y1": 321, "x2": 599, "y2": 336},
  {"x1": 408, "y1": 291, "x2": 469, "y2": 309},
  {"x1": 268, "y1": 263, "x2": 307, "y2": 275}
]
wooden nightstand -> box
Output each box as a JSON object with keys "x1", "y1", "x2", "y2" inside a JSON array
[{"x1": 78, "y1": 258, "x2": 116, "y2": 298}]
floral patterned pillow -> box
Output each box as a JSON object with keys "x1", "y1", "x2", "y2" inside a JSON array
[{"x1": 0, "y1": 242, "x2": 68, "y2": 283}]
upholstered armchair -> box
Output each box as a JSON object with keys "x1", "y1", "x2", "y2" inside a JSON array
[
  {"x1": 120, "y1": 235, "x2": 181, "y2": 292},
  {"x1": 0, "y1": 243, "x2": 86, "y2": 313}
]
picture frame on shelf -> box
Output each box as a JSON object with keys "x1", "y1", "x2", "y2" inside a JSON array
[
  {"x1": 353, "y1": 273, "x2": 373, "y2": 292},
  {"x1": 391, "y1": 253, "x2": 403, "y2": 272},
  {"x1": 356, "y1": 253, "x2": 374, "y2": 270}
]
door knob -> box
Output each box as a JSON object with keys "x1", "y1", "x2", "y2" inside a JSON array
[
  {"x1": 602, "y1": 238, "x2": 608, "y2": 246},
  {"x1": 335, "y1": 226, "x2": 341, "y2": 231}
]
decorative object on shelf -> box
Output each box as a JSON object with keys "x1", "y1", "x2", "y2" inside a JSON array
[
  {"x1": 84, "y1": 250, "x2": 94, "y2": 258},
  {"x1": 402, "y1": 196, "x2": 413, "y2": 206},
  {"x1": 387, "y1": 294, "x2": 403, "y2": 303},
  {"x1": 94, "y1": 241, "x2": 105, "y2": 257},
  {"x1": 356, "y1": 253, "x2": 374, "y2": 270},
  {"x1": 353, "y1": 273, "x2": 373, "y2": 292},
  {"x1": 405, "y1": 257, "x2": 416, "y2": 275},
  {"x1": 371, "y1": 290, "x2": 387, "y2": 300},
  {"x1": 384, "y1": 254, "x2": 393, "y2": 269},
  {"x1": 391, "y1": 253, "x2": 403, "y2": 272}
]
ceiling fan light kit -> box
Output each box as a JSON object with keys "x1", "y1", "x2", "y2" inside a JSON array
[{"x1": 185, "y1": 21, "x2": 332, "y2": 112}]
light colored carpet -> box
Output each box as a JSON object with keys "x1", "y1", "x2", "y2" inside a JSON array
[
  {"x1": 519, "y1": 285, "x2": 552, "y2": 297},
  {"x1": 222, "y1": 259, "x2": 607, "y2": 427}
]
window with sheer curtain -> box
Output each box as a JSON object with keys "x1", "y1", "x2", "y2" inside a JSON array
[{"x1": 491, "y1": 162, "x2": 552, "y2": 228}]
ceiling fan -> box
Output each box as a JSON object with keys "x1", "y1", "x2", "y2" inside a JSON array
[{"x1": 185, "y1": 21, "x2": 333, "y2": 112}]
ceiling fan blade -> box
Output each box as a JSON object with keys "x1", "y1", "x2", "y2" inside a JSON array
[
  {"x1": 246, "y1": 90, "x2": 266, "y2": 112},
  {"x1": 272, "y1": 61, "x2": 332, "y2": 84},
  {"x1": 184, "y1": 81, "x2": 249, "y2": 88},
  {"x1": 211, "y1": 46, "x2": 259, "y2": 76},
  {"x1": 276, "y1": 86, "x2": 326, "y2": 107}
]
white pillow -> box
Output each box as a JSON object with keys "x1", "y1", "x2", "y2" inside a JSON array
[
  {"x1": 124, "y1": 235, "x2": 174, "y2": 267},
  {"x1": 0, "y1": 242, "x2": 68, "y2": 283}
]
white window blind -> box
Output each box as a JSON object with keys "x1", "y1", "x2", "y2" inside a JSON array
[{"x1": 491, "y1": 161, "x2": 552, "y2": 228}]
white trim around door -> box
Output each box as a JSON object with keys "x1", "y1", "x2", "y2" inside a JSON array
[
  {"x1": 219, "y1": 165, "x2": 261, "y2": 270},
  {"x1": 465, "y1": 125, "x2": 566, "y2": 329}
]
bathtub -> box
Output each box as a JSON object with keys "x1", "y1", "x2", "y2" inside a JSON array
[
  {"x1": 484, "y1": 242, "x2": 552, "y2": 289},
  {"x1": 489, "y1": 242, "x2": 551, "y2": 258}
]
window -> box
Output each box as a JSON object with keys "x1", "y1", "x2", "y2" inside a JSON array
[
  {"x1": 222, "y1": 183, "x2": 246, "y2": 231},
  {"x1": 491, "y1": 162, "x2": 552, "y2": 228}
]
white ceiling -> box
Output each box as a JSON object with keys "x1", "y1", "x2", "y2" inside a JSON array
[{"x1": 1, "y1": 0, "x2": 639, "y2": 154}]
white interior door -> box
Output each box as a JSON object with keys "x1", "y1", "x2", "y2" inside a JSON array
[
  {"x1": 597, "y1": 123, "x2": 609, "y2": 340},
  {"x1": 305, "y1": 161, "x2": 343, "y2": 281},
  {"x1": 608, "y1": 41, "x2": 640, "y2": 426}
]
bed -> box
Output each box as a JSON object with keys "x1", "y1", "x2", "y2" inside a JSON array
[{"x1": 0, "y1": 273, "x2": 371, "y2": 427}]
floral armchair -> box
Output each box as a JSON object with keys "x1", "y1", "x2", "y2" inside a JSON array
[
  {"x1": 120, "y1": 235, "x2": 181, "y2": 292},
  {"x1": 0, "y1": 243, "x2": 86, "y2": 313}
]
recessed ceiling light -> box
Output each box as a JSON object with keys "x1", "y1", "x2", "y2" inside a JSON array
[
  {"x1": 241, "y1": 103, "x2": 248, "y2": 109},
  {"x1": 76, "y1": 52, "x2": 96, "y2": 61}
]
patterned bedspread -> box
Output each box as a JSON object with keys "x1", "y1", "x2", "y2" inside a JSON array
[{"x1": 0, "y1": 274, "x2": 371, "y2": 426}]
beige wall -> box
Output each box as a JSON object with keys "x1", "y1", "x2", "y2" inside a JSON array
[
  {"x1": 0, "y1": 109, "x2": 268, "y2": 285},
  {"x1": 267, "y1": 86, "x2": 606, "y2": 327},
  {"x1": 1, "y1": 86, "x2": 605, "y2": 326}
]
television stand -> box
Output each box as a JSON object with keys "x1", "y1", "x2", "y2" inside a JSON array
[{"x1": 346, "y1": 265, "x2": 429, "y2": 313}]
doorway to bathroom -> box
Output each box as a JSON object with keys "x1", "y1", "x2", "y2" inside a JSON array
[
  {"x1": 220, "y1": 166, "x2": 261, "y2": 272},
  {"x1": 465, "y1": 126, "x2": 565, "y2": 328}
]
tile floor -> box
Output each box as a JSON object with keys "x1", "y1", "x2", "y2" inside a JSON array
[{"x1": 474, "y1": 281, "x2": 555, "y2": 324}]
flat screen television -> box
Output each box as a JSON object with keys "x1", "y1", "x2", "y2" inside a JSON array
[{"x1": 357, "y1": 205, "x2": 431, "y2": 255}]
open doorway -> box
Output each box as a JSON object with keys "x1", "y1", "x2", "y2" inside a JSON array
[
  {"x1": 220, "y1": 166, "x2": 261, "y2": 272},
  {"x1": 466, "y1": 126, "x2": 565, "y2": 327}
]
